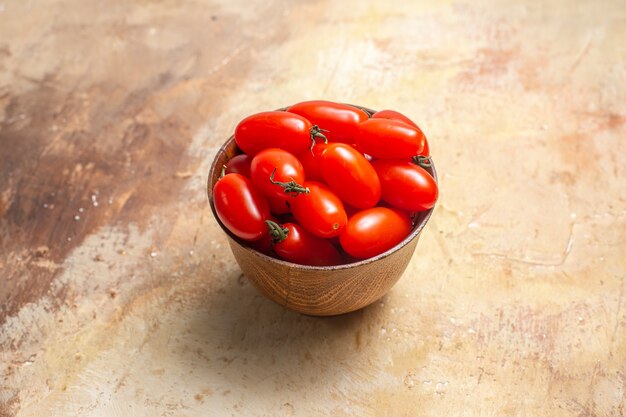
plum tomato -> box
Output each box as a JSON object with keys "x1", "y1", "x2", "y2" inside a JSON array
[
  {"x1": 372, "y1": 159, "x2": 438, "y2": 211},
  {"x1": 290, "y1": 181, "x2": 347, "y2": 238},
  {"x1": 213, "y1": 173, "x2": 270, "y2": 241},
  {"x1": 266, "y1": 221, "x2": 341, "y2": 266},
  {"x1": 372, "y1": 109, "x2": 418, "y2": 128},
  {"x1": 267, "y1": 195, "x2": 291, "y2": 214},
  {"x1": 235, "y1": 111, "x2": 327, "y2": 156},
  {"x1": 355, "y1": 118, "x2": 426, "y2": 159},
  {"x1": 339, "y1": 207, "x2": 412, "y2": 259},
  {"x1": 320, "y1": 143, "x2": 381, "y2": 209},
  {"x1": 372, "y1": 109, "x2": 429, "y2": 156},
  {"x1": 288, "y1": 100, "x2": 369, "y2": 143},
  {"x1": 296, "y1": 142, "x2": 329, "y2": 182},
  {"x1": 225, "y1": 154, "x2": 253, "y2": 178},
  {"x1": 250, "y1": 148, "x2": 306, "y2": 200}
]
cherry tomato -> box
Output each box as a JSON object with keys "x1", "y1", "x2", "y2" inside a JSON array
[
  {"x1": 247, "y1": 226, "x2": 273, "y2": 254},
  {"x1": 372, "y1": 159, "x2": 438, "y2": 211},
  {"x1": 250, "y1": 148, "x2": 306, "y2": 200},
  {"x1": 372, "y1": 109, "x2": 417, "y2": 128},
  {"x1": 290, "y1": 181, "x2": 347, "y2": 238},
  {"x1": 225, "y1": 154, "x2": 253, "y2": 177},
  {"x1": 267, "y1": 195, "x2": 291, "y2": 214},
  {"x1": 213, "y1": 173, "x2": 270, "y2": 241},
  {"x1": 288, "y1": 100, "x2": 369, "y2": 143},
  {"x1": 372, "y1": 110, "x2": 430, "y2": 156},
  {"x1": 296, "y1": 142, "x2": 329, "y2": 182},
  {"x1": 320, "y1": 143, "x2": 381, "y2": 209},
  {"x1": 339, "y1": 207, "x2": 412, "y2": 259},
  {"x1": 266, "y1": 221, "x2": 341, "y2": 266},
  {"x1": 355, "y1": 118, "x2": 426, "y2": 159},
  {"x1": 235, "y1": 111, "x2": 326, "y2": 156}
]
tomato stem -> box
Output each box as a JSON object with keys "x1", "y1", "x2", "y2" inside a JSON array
[
  {"x1": 266, "y1": 220, "x2": 289, "y2": 243},
  {"x1": 310, "y1": 125, "x2": 329, "y2": 152},
  {"x1": 220, "y1": 164, "x2": 227, "y2": 179},
  {"x1": 269, "y1": 168, "x2": 310, "y2": 195},
  {"x1": 412, "y1": 155, "x2": 432, "y2": 169}
]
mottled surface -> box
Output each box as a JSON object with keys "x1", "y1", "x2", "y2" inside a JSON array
[{"x1": 1, "y1": 0, "x2": 625, "y2": 416}]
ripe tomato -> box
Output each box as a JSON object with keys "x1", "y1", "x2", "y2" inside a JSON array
[
  {"x1": 250, "y1": 148, "x2": 306, "y2": 200},
  {"x1": 339, "y1": 207, "x2": 412, "y2": 259},
  {"x1": 320, "y1": 143, "x2": 381, "y2": 209},
  {"x1": 247, "y1": 225, "x2": 273, "y2": 254},
  {"x1": 372, "y1": 159, "x2": 438, "y2": 211},
  {"x1": 372, "y1": 110, "x2": 430, "y2": 156},
  {"x1": 290, "y1": 181, "x2": 347, "y2": 238},
  {"x1": 288, "y1": 100, "x2": 369, "y2": 143},
  {"x1": 266, "y1": 221, "x2": 341, "y2": 266},
  {"x1": 235, "y1": 111, "x2": 327, "y2": 156},
  {"x1": 225, "y1": 154, "x2": 253, "y2": 177},
  {"x1": 213, "y1": 173, "x2": 270, "y2": 241},
  {"x1": 267, "y1": 195, "x2": 291, "y2": 214},
  {"x1": 372, "y1": 109, "x2": 417, "y2": 128},
  {"x1": 296, "y1": 142, "x2": 329, "y2": 182},
  {"x1": 355, "y1": 118, "x2": 426, "y2": 159}
]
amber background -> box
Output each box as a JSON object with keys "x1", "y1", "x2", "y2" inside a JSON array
[{"x1": 1, "y1": 1, "x2": 625, "y2": 416}]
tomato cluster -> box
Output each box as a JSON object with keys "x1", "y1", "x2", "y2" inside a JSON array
[{"x1": 213, "y1": 100, "x2": 438, "y2": 266}]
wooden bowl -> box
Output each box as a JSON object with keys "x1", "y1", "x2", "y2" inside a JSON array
[{"x1": 207, "y1": 109, "x2": 437, "y2": 316}]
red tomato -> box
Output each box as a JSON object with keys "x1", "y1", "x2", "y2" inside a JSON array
[
  {"x1": 266, "y1": 221, "x2": 341, "y2": 266},
  {"x1": 267, "y1": 195, "x2": 291, "y2": 214},
  {"x1": 225, "y1": 154, "x2": 253, "y2": 177},
  {"x1": 320, "y1": 143, "x2": 381, "y2": 209},
  {"x1": 372, "y1": 110, "x2": 430, "y2": 156},
  {"x1": 339, "y1": 207, "x2": 412, "y2": 259},
  {"x1": 250, "y1": 148, "x2": 306, "y2": 200},
  {"x1": 355, "y1": 118, "x2": 426, "y2": 159},
  {"x1": 372, "y1": 159, "x2": 438, "y2": 211},
  {"x1": 288, "y1": 100, "x2": 369, "y2": 143},
  {"x1": 372, "y1": 109, "x2": 418, "y2": 128},
  {"x1": 296, "y1": 142, "x2": 329, "y2": 182},
  {"x1": 290, "y1": 181, "x2": 347, "y2": 238},
  {"x1": 247, "y1": 226, "x2": 273, "y2": 254},
  {"x1": 213, "y1": 173, "x2": 270, "y2": 241},
  {"x1": 235, "y1": 111, "x2": 327, "y2": 156}
]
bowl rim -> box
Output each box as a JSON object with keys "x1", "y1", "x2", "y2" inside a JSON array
[{"x1": 207, "y1": 104, "x2": 437, "y2": 271}]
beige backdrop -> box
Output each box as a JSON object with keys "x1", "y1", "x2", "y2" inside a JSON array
[{"x1": 1, "y1": 0, "x2": 625, "y2": 416}]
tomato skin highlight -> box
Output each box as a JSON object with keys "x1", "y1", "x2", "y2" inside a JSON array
[
  {"x1": 225, "y1": 154, "x2": 253, "y2": 178},
  {"x1": 372, "y1": 110, "x2": 430, "y2": 156},
  {"x1": 320, "y1": 143, "x2": 381, "y2": 209},
  {"x1": 296, "y1": 142, "x2": 329, "y2": 182},
  {"x1": 290, "y1": 181, "x2": 347, "y2": 238},
  {"x1": 355, "y1": 118, "x2": 426, "y2": 159},
  {"x1": 235, "y1": 111, "x2": 322, "y2": 156},
  {"x1": 372, "y1": 159, "x2": 438, "y2": 211},
  {"x1": 250, "y1": 148, "x2": 306, "y2": 200},
  {"x1": 288, "y1": 100, "x2": 369, "y2": 143},
  {"x1": 268, "y1": 221, "x2": 342, "y2": 266},
  {"x1": 339, "y1": 207, "x2": 412, "y2": 259},
  {"x1": 213, "y1": 173, "x2": 270, "y2": 241}
]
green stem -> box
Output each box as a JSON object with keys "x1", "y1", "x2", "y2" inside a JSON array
[
  {"x1": 309, "y1": 125, "x2": 329, "y2": 151},
  {"x1": 269, "y1": 168, "x2": 309, "y2": 195},
  {"x1": 412, "y1": 155, "x2": 432, "y2": 169},
  {"x1": 266, "y1": 220, "x2": 289, "y2": 243},
  {"x1": 220, "y1": 164, "x2": 227, "y2": 179}
]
